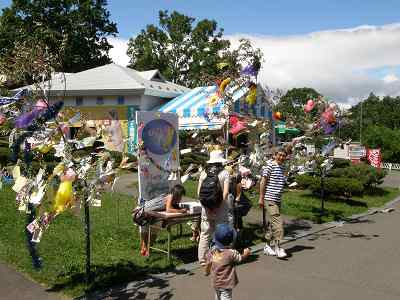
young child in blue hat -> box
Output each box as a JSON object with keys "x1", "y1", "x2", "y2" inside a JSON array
[{"x1": 205, "y1": 223, "x2": 251, "y2": 300}]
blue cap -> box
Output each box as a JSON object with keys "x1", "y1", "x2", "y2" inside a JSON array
[{"x1": 213, "y1": 224, "x2": 237, "y2": 250}]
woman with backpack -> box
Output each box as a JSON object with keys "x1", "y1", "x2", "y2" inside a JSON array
[{"x1": 197, "y1": 149, "x2": 232, "y2": 265}]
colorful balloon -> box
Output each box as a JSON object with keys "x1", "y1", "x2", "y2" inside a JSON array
[
  {"x1": 53, "y1": 180, "x2": 74, "y2": 214},
  {"x1": 219, "y1": 78, "x2": 231, "y2": 93},
  {"x1": 0, "y1": 114, "x2": 6, "y2": 125},
  {"x1": 245, "y1": 85, "x2": 257, "y2": 105},
  {"x1": 273, "y1": 112, "x2": 282, "y2": 120}
]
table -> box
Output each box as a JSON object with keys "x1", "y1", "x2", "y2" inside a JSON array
[{"x1": 144, "y1": 211, "x2": 201, "y2": 263}]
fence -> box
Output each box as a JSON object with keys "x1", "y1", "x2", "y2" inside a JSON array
[{"x1": 382, "y1": 162, "x2": 400, "y2": 170}]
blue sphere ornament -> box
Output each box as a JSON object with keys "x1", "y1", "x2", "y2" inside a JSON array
[{"x1": 142, "y1": 119, "x2": 177, "y2": 155}]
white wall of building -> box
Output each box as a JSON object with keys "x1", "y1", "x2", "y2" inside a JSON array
[
  {"x1": 140, "y1": 95, "x2": 169, "y2": 111},
  {"x1": 51, "y1": 95, "x2": 142, "y2": 107}
]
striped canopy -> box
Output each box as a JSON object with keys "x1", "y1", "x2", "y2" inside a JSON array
[{"x1": 159, "y1": 85, "x2": 270, "y2": 130}]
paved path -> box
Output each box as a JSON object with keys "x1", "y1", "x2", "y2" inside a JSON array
[
  {"x1": 0, "y1": 263, "x2": 65, "y2": 300},
  {"x1": 91, "y1": 199, "x2": 400, "y2": 300}
]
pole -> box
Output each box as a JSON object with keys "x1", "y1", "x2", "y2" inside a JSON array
[
  {"x1": 320, "y1": 168, "x2": 325, "y2": 220},
  {"x1": 360, "y1": 100, "x2": 362, "y2": 144},
  {"x1": 84, "y1": 195, "x2": 92, "y2": 286}
]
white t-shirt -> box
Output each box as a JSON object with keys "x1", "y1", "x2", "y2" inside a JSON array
[{"x1": 199, "y1": 169, "x2": 232, "y2": 223}]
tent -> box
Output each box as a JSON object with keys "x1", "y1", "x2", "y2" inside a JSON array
[{"x1": 159, "y1": 85, "x2": 272, "y2": 130}]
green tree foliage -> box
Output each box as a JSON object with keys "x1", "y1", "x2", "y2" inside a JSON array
[
  {"x1": 340, "y1": 93, "x2": 400, "y2": 162},
  {"x1": 127, "y1": 10, "x2": 236, "y2": 88},
  {"x1": 362, "y1": 125, "x2": 400, "y2": 162},
  {"x1": 0, "y1": 0, "x2": 118, "y2": 76},
  {"x1": 275, "y1": 87, "x2": 321, "y2": 125},
  {"x1": 295, "y1": 162, "x2": 386, "y2": 198}
]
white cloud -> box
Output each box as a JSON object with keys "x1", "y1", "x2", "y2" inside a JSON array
[
  {"x1": 108, "y1": 37, "x2": 130, "y2": 67},
  {"x1": 108, "y1": 24, "x2": 400, "y2": 104},
  {"x1": 383, "y1": 73, "x2": 399, "y2": 84},
  {"x1": 229, "y1": 23, "x2": 400, "y2": 104}
]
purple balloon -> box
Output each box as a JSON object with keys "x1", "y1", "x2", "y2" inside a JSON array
[
  {"x1": 241, "y1": 65, "x2": 258, "y2": 77},
  {"x1": 15, "y1": 110, "x2": 40, "y2": 128}
]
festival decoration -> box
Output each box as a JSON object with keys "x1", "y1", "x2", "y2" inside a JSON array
[
  {"x1": 273, "y1": 111, "x2": 282, "y2": 120},
  {"x1": 245, "y1": 84, "x2": 257, "y2": 105},
  {"x1": 304, "y1": 99, "x2": 315, "y2": 112},
  {"x1": 219, "y1": 78, "x2": 231, "y2": 93}
]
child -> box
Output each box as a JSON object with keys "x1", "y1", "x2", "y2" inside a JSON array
[{"x1": 205, "y1": 223, "x2": 251, "y2": 300}]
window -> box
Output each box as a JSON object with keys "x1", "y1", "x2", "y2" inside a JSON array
[
  {"x1": 75, "y1": 97, "x2": 83, "y2": 106},
  {"x1": 117, "y1": 96, "x2": 125, "y2": 105},
  {"x1": 96, "y1": 96, "x2": 104, "y2": 105}
]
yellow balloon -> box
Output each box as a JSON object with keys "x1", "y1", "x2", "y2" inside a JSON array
[
  {"x1": 246, "y1": 86, "x2": 257, "y2": 105},
  {"x1": 53, "y1": 180, "x2": 73, "y2": 214},
  {"x1": 37, "y1": 144, "x2": 52, "y2": 154},
  {"x1": 208, "y1": 94, "x2": 219, "y2": 107},
  {"x1": 246, "y1": 94, "x2": 257, "y2": 105},
  {"x1": 219, "y1": 78, "x2": 231, "y2": 93}
]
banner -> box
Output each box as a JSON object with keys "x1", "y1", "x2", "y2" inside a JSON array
[
  {"x1": 367, "y1": 149, "x2": 382, "y2": 168},
  {"x1": 136, "y1": 112, "x2": 180, "y2": 202}
]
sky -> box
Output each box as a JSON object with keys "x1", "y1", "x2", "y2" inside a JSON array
[{"x1": 1, "y1": 0, "x2": 400, "y2": 104}]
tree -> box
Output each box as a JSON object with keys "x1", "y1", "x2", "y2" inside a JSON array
[
  {"x1": 362, "y1": 125, "x2": 400, "y2": 162},
  {"x1": 127, "y1": 10, "x2": 234, "y2": 88},
  {"x1": 0, "y1": 0, "x2": 118, "y2": 76},
  {"x1": 275, "y1": 87, "x2": 321, "y2": 127}
]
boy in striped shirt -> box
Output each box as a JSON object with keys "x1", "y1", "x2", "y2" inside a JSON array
[{"x1": 258, "y1": 148, "x2": 287, "y2": 258}]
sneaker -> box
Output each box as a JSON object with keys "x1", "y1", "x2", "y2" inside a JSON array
[
  {"x1": 275, "y1": 247, "x2": 287, "y2": 258},
  {"x1": 263, "y1": 244, "x2": 276, "y2": 256}
]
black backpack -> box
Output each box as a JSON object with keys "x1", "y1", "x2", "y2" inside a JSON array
[{"x1": 199, "y1": 167, "x2": 223, "y2": 209}]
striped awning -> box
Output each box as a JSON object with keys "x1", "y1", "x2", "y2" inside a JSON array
[{"x1": 159, "y1": 85, "x2": 270, "y2": 130}]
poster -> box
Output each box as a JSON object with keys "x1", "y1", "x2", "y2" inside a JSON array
[
  {"x1": 137, "y1": 112, "x2": 180, "y2": 202},
  {"x1": 63, "y1": 106, "x2": 138, "y2": 154}
]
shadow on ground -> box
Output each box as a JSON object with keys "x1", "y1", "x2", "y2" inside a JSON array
[
  {"x1": 46, "y1": 260, "x2": 191, "y2": 299},
  {"x1": 307, "y1": 230, "x2": 380, "y2": 242}
]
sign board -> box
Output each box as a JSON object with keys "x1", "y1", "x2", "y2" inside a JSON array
[{"x1": 137, "y1": 112, "x2": 180, "y2": 202}]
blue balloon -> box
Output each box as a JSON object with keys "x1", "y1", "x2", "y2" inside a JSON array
[{"x1": 142, "y1": 119, "x2": 177, "y2": 155}]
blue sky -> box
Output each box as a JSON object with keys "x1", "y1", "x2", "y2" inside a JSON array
[
  {"x1": 1, "y1": 0, "x2": 400, "y2": 38},
  {"x1": 1, "y1": 0, "x2": 400, "y2": 102}
]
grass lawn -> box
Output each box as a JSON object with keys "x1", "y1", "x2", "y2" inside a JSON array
[{"x1": 0, "y1": 186, "x2": 197, "y2": 297}]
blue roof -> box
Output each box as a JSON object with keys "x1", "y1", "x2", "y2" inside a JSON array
[{"x1": 159, "y1": 85, "x2": 270, "y2": 130}]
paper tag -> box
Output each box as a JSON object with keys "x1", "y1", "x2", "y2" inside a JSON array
[
  {"x1": 180, "y1": 148, "x2": 192, "y2": 155},
  {"x1": 12, "y1": 176, "x2": 28, "y2": 193}
]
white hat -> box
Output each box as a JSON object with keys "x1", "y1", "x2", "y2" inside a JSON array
[{"x1": 207, "y1": 150, "x2": 227, "y2": 164}]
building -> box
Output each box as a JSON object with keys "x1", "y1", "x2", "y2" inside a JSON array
[{"x1": 22, "y1": 63, "x2": 189, "y2": 153}]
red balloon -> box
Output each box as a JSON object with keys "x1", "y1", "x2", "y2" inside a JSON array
[{"x1": 274, "y1": 112, "x2": 282, "y2": 120}]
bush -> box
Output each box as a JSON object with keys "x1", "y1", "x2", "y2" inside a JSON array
[
  {"x1": 332, "y1": 158, "x2": 351, "y2": 169},
  {"x1": 309, "y1": 177, "x2": 364, "y2": 198},
  {"x1": 295, "y1": 174, "x2": 315, "y2": 189},
  {"x1": 328, "y1": 163, "x2": 386, "y2": 187}
]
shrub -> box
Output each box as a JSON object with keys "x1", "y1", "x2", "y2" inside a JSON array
[
  {"x1": 310, "y1": 177, "x2": 364, "y2": 198},
  {"x1": 328, "y1": 163, "x2": 386, "y2": 187},
  {"x1": 332, "y1": 158, "x2": 351, "y2": 169},
  {"x1": 295, "y1": 174, "x2": 315, "y2": 189}
]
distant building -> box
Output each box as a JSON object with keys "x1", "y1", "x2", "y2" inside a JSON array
[{"x1": 20, "y1": 63, "x2": 189, "y2": 153}]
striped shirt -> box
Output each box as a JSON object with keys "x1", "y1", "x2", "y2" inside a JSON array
[{"x1": 262, "y1": 160, "x2": 286, "y2": 202}]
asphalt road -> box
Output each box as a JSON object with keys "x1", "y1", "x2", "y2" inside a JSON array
[{"x1": 105, "y1": 199, "x2": 400, "y2": 300}]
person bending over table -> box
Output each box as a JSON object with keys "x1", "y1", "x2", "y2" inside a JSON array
[{"x1": 140, "y1": 184, "x2": 187, "y2": 256}]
